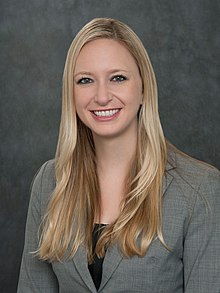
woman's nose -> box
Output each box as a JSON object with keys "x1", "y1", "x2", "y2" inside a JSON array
[{"x1": 94, "y1": 82, "x2": 112, "y2": 106}]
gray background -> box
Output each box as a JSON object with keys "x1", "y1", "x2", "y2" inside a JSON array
[{"x1": 0, "y1": 0, "x2": 219, "y2": 292}]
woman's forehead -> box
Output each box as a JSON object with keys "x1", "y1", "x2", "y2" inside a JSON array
[{"x1": 74, "y1": 39, "x2": 139, "y2": 74}]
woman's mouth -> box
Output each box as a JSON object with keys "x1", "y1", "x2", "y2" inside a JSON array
[
  {"x1": 90, "y1": 108, "x2": 121, "y2": 121},
  {"x1": 93, "y1": 109, "x2": 120, "y2": 117}
]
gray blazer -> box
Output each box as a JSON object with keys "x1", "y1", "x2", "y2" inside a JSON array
[{"x1": 17, "y1": 149, "x2": 220, "y2": 292}]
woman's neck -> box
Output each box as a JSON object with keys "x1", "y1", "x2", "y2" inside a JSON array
[
  {"x1": 93, "y1": 131, "x2": 138, "y2": 224},
  {"x1": 93, "y1": 131, "x2": 137, "y2": 173}
]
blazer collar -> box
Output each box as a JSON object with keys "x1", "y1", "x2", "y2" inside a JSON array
[
  {"x1": 73, "y1": 245, "x2": 98, "y2": 293},
  {"x1": 163, "y1": 150, "x2": 176, "y2": 195},
  {"x1": 73, "y1": 242, "x2": 124, "y2": 292},
  {"x1": 99, "y1": 243, "x2": 123, "y2": 291}
]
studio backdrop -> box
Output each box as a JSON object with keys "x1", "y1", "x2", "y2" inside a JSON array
[{"x1": 0, "y1": 0, "x2": 219, "y2": 292}]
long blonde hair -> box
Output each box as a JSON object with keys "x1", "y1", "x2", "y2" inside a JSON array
[{"x1": 38, "y1": 18, "x2": 167, "y2": 262}]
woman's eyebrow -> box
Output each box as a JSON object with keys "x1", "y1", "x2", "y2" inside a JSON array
[
  {"x1": 74, "y1": 71, "x2": 92, "y2": 78},
  {"x1": 74, "y1": 69, "x2": 130, "y2": 78},
  {"x1": 109, "y1": 69, "x2": 130, "y2": 74}
]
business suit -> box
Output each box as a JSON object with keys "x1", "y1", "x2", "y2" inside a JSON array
[{"x1": 17, "y1": 148, "x2": 220, "y2": 292}]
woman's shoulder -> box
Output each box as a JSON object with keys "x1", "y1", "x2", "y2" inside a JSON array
[
  {"x1": 30, "y1": 160, "x2": 56, "y2": 210},
  {"x1": 167, "y1": 144, "x2": 220, "y2": 194},
  {"x1": 32, "y1": 159, "x2": 56, "y2": 189}
]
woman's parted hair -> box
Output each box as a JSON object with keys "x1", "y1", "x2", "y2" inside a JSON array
[{"x1": 38, "y1": 18, "x2": 167, "y2": 262}]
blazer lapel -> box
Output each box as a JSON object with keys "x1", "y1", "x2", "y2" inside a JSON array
[
  {"x1": 162, "y1": 170, "x2": 174, "y2": 196},
  {"x1": 73, "y1": 245, "x2": 97, "y2": 293},
  {"x1": 73, "y1": 238, "x2": 123, "y2": 292},
  {"x1": 99, "y1": 243, "x2": 123, "y2": 291},
  {"x1": 163, "y1": 150, "x2": 176, "y2": 195}
]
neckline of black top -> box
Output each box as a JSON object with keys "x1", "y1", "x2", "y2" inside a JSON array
[{"x1": 88, "y1": 223, "x2": 107, "y2": 290}]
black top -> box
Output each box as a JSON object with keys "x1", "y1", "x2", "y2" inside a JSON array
[{"x1": 88, "y1": 224, "x2": 106, "y2": 290}]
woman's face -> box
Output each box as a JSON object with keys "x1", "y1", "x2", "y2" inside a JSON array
[{"x1": 73, "y1": 38, "x2": 142, "y2": 140}]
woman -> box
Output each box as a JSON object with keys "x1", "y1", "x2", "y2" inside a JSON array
[{"x1": 17, "y1": 18, "x2": 220, "y2": 292}]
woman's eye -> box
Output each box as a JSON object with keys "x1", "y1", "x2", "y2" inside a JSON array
[
  {"x1": 77, "y1": 77, "x2": 93, "y2": 84},
  {"x1": 111, "y1": 75, "x2": 127, "y2": 82}
]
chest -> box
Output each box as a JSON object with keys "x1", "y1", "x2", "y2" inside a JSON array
[{"x1": 52, "y1": 180, "x2": 189, "y2": 292}]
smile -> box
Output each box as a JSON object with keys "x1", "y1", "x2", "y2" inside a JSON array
[{"x1": 93, "y1": 109, "x2": 120, "y2": 117}]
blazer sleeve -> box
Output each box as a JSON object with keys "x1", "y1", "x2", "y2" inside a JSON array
[
  {"x1": 183, "y1": 168, "x2": 220, "y2": 292},
  {"x1": 17, "y1": 161, "x2": 59, "y2": 293}
]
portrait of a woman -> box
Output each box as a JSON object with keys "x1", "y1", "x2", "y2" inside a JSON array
[{"x1": 17, "y1": 18, "x2": 220, "y2": 292}]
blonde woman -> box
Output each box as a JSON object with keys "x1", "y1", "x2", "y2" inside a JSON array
[{"x1": 17, "y1": 18, "x2": 220, "y2": 292}]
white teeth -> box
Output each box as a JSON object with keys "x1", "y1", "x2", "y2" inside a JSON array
[{"x1": 94, "y1": 109, "x2": 119, "y2": 117}]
